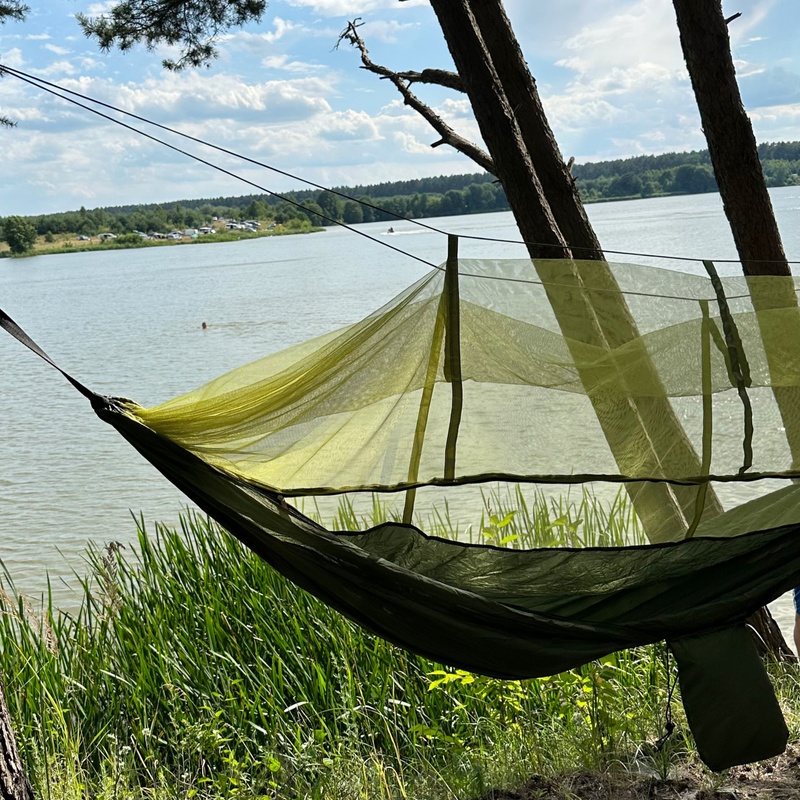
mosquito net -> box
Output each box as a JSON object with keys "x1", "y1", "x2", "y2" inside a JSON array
[{"x1": 129, "y1": 255, "x2": 800, "y2": 542}]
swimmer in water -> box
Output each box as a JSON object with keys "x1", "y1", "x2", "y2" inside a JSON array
[{"x1": 201, "y1": 321, "x2": 208, "y2": 330}]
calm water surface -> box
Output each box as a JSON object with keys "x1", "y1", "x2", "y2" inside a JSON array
[{"x1": 2, "y1": 187, "x2": 800, "y2": 633}]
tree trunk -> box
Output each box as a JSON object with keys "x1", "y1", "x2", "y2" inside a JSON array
[
  {"x1": 748, "y1": 607, "x2": 796, "y2": 662},
  {"x1": 0, "y1": 677, "x2": 33, "y2": 800},
  {"x1": 426, "y1": 0, "x2": 569, "y2": 260},
  {"x1": 468, "y1": 0, "x2": 727, "y2": 529},
  {"x1": 672, "y1": 0, "x2": 787, "y2": 276},
  {"x1": 432, "y1": 0, "x2": 795, "y2": 659},
  {"x1": 466, "y1": 0, "x2": 602, "y2": 259},
  {"x1": 673, "y1": 0, "x2": 796, "y2": 660},
  {"x1": 428, "y1": 0, "x2": 723, "y2": 540}
]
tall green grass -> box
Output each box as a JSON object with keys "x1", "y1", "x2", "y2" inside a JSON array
[{"x1": 0, "y1": 490, "x2": 778, "y2": 799}]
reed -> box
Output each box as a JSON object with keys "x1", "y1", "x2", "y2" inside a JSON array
[{"x1": 0, "y1": 490, "x2": 765, "y2": 799}]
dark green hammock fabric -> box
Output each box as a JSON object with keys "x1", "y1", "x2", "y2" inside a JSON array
[{"x1": 5, "y1": 252, "x2": 800, "y2": 772}]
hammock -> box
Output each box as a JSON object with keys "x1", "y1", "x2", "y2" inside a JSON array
[{"x1": 5, "y1": 249, "x2": 800, "y2": 772}]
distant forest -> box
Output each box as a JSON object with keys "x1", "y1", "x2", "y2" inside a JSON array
[{"x1": 8, "y1": 141, "x2": 800, "y2": 237}]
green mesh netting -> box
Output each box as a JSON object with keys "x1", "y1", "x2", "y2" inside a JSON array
[{"x1": 129, "y1": 257, "x2": 800, "y2": 542}]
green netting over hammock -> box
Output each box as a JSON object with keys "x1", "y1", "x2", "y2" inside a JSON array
[
  {"x1": 5, "y1": 253, "x2": 800, "y2": 772},
  {"x1": 131, "y1": 260, "x2": 799, "y2": 511}
]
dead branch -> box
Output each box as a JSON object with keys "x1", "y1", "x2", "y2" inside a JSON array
[
  {"x1": 338, "y1": 20, "x2": 495, "y2": 174},
  {"x1": 392, "y1": 68, "x2": 464, "y2": 92}
]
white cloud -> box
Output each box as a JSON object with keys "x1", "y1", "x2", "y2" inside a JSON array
[
  {"x1": 44, "y1": 44, "x2": 71, "y2": 56},
  {"x1": 26, "y1": 34, "x2": 51, "y2": 41},
  {"x1": 356, "y1": 19, "x2": 416, "y2": 44},
  {"x1": 222, "y1": 20, "x2": 338, "y2": 60},
  {"x1": 735, "y1": 59, "x2": 767, "y2": 78},
  {"x1": 59, "y1": 71, "x2": 335, "y2": 124},
  {"x1": 316, "y1": 109, "x2": 381, "y2": 141},
  {"x1": 1, "y1": 47, "x2": 24, "y2": 68},
  {"x1": 38, "y1": 59, "x2": 77, "y2": 76},
  {"x1": 439, "y1": 98, "x2": 471, "y2": 118},
  {"x1": 544, "y1": 95, "x2": 623, "y2": 132},
  {"x1": 533, "y1": 0, "x2": 708, "y2": 158},
  {"x1": 258, "y1": 17, "x2": 299, "y2": 45},
  {"x1": 79, "y1": 57, "x2": 103, "y2": 71},
  {"x1": 749, "y1": 102, "x2": 800, "y2": 120},
  {"x1": 80, "y1": 1, "x2": 117, "y2": 15},
  {"x1": 261, "y1": 55, "x2": 321, "y2": 73},
  {"x1": 391, "y1": 129, "x2": 442, "y2": 156},
  {"x1": 557, "y1": 0, "x2": 685, "y2": 80}
]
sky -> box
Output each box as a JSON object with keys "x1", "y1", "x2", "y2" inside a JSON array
[{"x1": 0, "y1": 0, "x2": 799, "y2": 216}]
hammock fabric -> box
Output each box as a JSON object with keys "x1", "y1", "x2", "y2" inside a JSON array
[{"x1": 5, "y1": 252, "x2": 800, "y2": 772}]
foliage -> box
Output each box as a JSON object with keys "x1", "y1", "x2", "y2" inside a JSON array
[
  {"x1": 2, "y1": 214, "x2": 37, "y2": 253},
  {"x1": 3, "y1": 491, "x2": 800, "y2": 797},
  {"x1": 0, "y1": 0, "x2": 28, "y2": 19},
  {"x1": 78, "y1": 0, "x2": 267, "y2": 70},
  {"x1": 0, "y1": 491, "x2": 694, "y2": 799},
  {"x1": 113, "y1": 232, "x2": 144, "y2": 245},
  {"x1": 573, "y1": 142, "x2": 800, "y2": 200}
]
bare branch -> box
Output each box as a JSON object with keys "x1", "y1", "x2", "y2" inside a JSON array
[
  {"x1": 391, "y1": 68, "x2": 464, "y2": 92},
  {"x1": 338, "y1": 20, "x2": 495, "y2": 174}
]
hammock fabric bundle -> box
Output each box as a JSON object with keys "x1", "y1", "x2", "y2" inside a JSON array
[{"x1": 5, "y1": 252, "x2": 800, "y2": 771}]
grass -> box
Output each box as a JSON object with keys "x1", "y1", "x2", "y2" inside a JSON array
[{"x1": 0, "y1": 491, "x2": 796, "y2": 799}]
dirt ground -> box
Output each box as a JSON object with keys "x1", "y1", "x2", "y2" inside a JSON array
[{"x1": 475, "y1": 743, "x2": 800, "y2": 799}]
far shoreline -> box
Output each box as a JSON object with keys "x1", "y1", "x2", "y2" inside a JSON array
[{"x1": 0, "y1": 224, "x2": 323, "y2": 259}]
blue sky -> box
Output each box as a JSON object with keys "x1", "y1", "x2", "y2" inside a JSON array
[{"x1": 1, "y1": 0, "x2": 799, "y2": 216}]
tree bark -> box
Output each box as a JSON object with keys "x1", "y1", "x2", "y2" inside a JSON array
[
  {"x1": 672, "y1": 0, "x2": 788, "y2": 276},
  {"x1": 428, "y1": 0, "x2": 723, "y2": 539},
  {"x1": 426, "y1": 0, "x2": 570, "y2": 260},
  {"x1": 466, "y1": 0, "x2": 602, "y2": 259},
  {"x1": 467, "y1": 0, "x2": 726, "y2": 528},
  {"x1": 0, "y1": 677, "x2": 33, "y2": 800},
  {"x1": 673, "y1": 0, "x2": 795, "y2": 659}
]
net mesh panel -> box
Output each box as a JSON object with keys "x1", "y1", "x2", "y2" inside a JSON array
[{"x1": 129, "y1": 259, "x2": 800, "y2": 543}]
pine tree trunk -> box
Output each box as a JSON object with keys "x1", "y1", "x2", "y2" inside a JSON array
[
  {"x1": 673, "y1": 0, "x2": 796, "y2": 660},
  {"x1": 0, "y1": 677, "x2": 33, "y2": 800},
  {"x1": 428, "y1": 0, "x2": 724, "y2": 541},
  {"x1": 672, "y1": 0, "x2": 788, "y2": 276},
  {"x1": 466, "y1": 0, "x2": 728, "y2": 530}
]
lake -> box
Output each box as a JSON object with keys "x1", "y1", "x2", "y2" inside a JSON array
[{"x1": 2, "y1": 187, "x2": 800, "y2": 636}]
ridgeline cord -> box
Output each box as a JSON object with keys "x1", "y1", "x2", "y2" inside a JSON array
[
  {"x1": 2, "y1": 63, "x2": 799, "y2": 266},
  {"x1": 0, "y1": 64, "x2": 438, "y2": 271}
]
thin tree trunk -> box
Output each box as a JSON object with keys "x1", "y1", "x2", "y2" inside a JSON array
[
  {"x1": 0, "y1": 677, "x2": 33, "y2": 800},
  {"x1": 672, "y1": 0, "x2": 788, "y2": 276},
  {"x1": 673, "y1": 0, "x2": 797, "y2": 659}
]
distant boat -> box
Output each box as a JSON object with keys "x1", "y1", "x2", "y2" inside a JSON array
[{"x1": 387, "y1": 227, "x2": 395, "y2": 234}]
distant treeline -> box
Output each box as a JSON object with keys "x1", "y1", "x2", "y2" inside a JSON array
[
  {"x1": 572, "y1": 141, "x2": 800, "y2": 201},
  {"x1": 6, "y1": 142, "x2": 800, "y2": 237}
]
